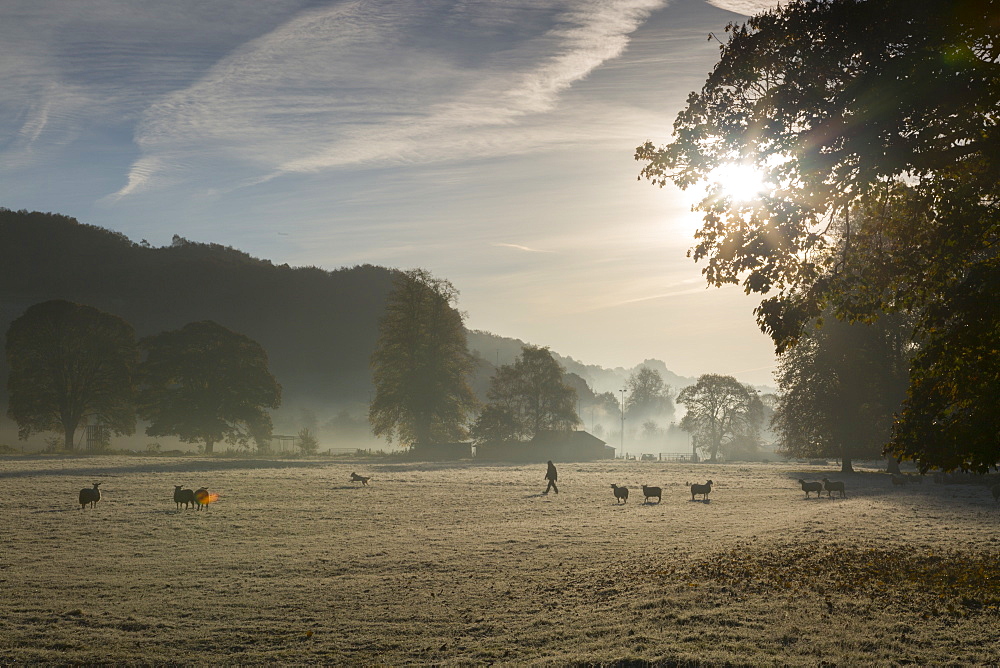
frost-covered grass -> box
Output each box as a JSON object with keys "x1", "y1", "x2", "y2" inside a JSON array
[{"x1": 1, "y1": 456, "x2": 998, "y2": 665}]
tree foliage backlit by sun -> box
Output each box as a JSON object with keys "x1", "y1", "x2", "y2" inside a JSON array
[{"x1": 637, "y1": 0, "x2": 1000, "y2": 472}]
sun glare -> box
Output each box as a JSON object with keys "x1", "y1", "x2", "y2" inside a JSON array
[{"x1": 710, "y1": 163, "x2": 769, "y2": 203}]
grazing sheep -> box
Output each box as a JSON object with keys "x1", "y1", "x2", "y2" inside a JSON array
[
  {"x1": 611, "y1": 484, "x2": 629, "y2": 504},
  {"x1": 688, "y1": 480, "x2": 713, "y2": 502},
  {"x1": 79, "y1": 482, "x2": 102, "y2": 510},
  {"x1": 173, "y1": 485, "x2": 195, "y2": 510},
  {"x1": 350, "y1": 472, "x2": 371, "y2": 486},
  {"x1": 822, "y1": 477, "x2": 846, "y2": 498},
  {"x1": 641, "y1": 484, "x2": 662, "y2": 504},
  {"x1": 193, "y1": 487, "x2": 211, "y2": 510},
  {"x1": 798, "y1": 479, "x2": 823, "y2": 498}
]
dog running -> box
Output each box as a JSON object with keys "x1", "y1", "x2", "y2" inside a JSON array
[{"x1": 350, "y1": 472, "x2": 371, "y2": 486}]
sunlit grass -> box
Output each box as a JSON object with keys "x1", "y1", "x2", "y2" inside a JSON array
[
  {"x1": 675, "y1": 542, "x2": 1000, "y2": 616},
  {"x1": 2, "y1": 457, "x2": 998, "y2": 664}
]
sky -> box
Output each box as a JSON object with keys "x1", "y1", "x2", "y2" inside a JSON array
[{"x1": 1, "y1": 0, "x2": 781, "y2": 387}]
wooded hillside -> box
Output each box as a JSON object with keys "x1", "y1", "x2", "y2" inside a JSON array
[
  {"x1": 0, "y1": 208, "x2": 696, "y2": 449},
  {"x1": 0, "y1": 209, "x2": 393, "y2": 413}
]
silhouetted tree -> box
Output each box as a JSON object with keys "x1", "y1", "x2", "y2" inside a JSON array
[
  {"x1": 890, "y1": 273, "x2": 999, "y2": 472},
  {"x1": 677, "y1": 374, "x2": 763, "y2": 462},
  {"x1": 625, "y1": 366, "x2": 674, "y2": 424},
  {"x1": 639, "y1": 420, "x2": 664, "y2": 444},
  {"x1": 772, "y1": 314, "x2": 912, "y2": 473},
  {"x1": 5, "y1": 300, "x2": 138, "y2": 450},
  {"x1": 369, "y1": 269, "x2": 478, "y2": 448},
  {"x1": 469, "y1": 403, "x2": 520, "y2": 444},
  {"x1": 636, "y1": 0, "x2": 1000, "y2": 471},
  {"x1": 471, "y1": 346, "x2": 579, "y2": 444},
  {"x1": 297, "y1": 427, "x2": 319, "y2": 455},
  {"x1": 138, "y1": 321, "x2": 281, "y2": 454}
]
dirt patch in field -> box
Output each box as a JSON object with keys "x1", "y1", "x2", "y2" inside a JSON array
[{"x1": 1, "y1": 457, "x2": 998, "y2": 665}]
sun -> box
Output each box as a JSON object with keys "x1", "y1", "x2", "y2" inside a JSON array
[{"x1": 709, "y1": 162, "x2": 769, "y2": 203}]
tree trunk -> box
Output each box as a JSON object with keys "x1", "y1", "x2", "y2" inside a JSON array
[
  {"x1": 886, "y1": 457, "x2": 902, "y2": 475},
  {"x1": 205, "y1": 440, "x2": 215, "y2": 454},
  {"x1": 64, "y1": 423, "x2": 77, "y2": 451},
  {"x1": 841, "y1": 457, "x2": 854, "y2": 473}
]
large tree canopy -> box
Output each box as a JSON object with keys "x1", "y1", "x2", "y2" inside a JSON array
[
  {"x1": 5, "y1": 300, "x2": 138, "y2": 450},
  {"x1": 677, "y1": 374, "x2": 763, "y2": 462},
  {"x1": 470, "y1": 345, "x2": 579, "y2": 444},
  {"x1": 624, "y1": 366, "x2": 674, "y2": 426},
  {"x1": 369, "y1": 269, "x2": 478, "y2": 448},
  {"x1": 637, "y1": 0, "x2": 1000, "y2": 471},
  {"x1": 772, "y1": 313, "x2": 913, "y2": 473},
  {"x1": 138, "y1": 320, "x2": 281, "y2": 454}
]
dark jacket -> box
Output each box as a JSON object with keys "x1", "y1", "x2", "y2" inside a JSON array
[{"x1": 545, "y1": 462, "x2": 558, "y2": 481}]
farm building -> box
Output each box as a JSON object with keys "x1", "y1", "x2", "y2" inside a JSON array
[{"x1": 475, "y1": 430, "x2": 614, "y2": 462}]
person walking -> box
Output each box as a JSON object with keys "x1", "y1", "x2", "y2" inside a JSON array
[{"x1": 544, "y1": 460, "x2": 558, "y2": 494}]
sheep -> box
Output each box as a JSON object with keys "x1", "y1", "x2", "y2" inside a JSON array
[
  {"x1": 991, "y1": 483, "x2": 1000, "y2": 502},
  {"x1": 891, "y1": 474, "x2": 909, "y2": 486},
  {"x1": 798, "y1": 479, "x2": 823, "y2": 498},
  {"x1": 641, "y1": 484, "x2": 662, "y2": 504},
  {"x1": 611, "y1": 484, "x2": 629, "y2": 504},
  {"x1": 173, "y1": 485, "x2": 195, "y2": 510},
  {"x1": 193, "y1": 487, "x2": 211, "y2": 511},
  {"x1": 688, "y1": 480, "x2": 713, "y2": 502},
  {"x1": 79, "y1": 482, "x2": 102, "y2": 510},
  {"x1": 822, "y1": 477, "x2": 846, "y2": 498}
]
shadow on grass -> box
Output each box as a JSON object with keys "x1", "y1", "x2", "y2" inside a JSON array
[
  {"x1": 0, "y1": 458, "x2": 343, "y2": 480},
  {"x1": 375, "y1": 461, "x2": 530, "y2": 473}
]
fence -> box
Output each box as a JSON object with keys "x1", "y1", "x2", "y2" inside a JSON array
[
  {"x1": 326, "y1": 447, "x2": 380, "y2": 456},
  {"x1": 616, "y1": 452, "x2": 696, "y2": 462},
  {"x1": 658, "y1": 452, "x2": 696, "y2": 462}
]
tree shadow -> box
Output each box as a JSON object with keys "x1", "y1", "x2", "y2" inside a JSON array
[{"x1": 0, "y1": 458, "x2": 342, "y2": 480}]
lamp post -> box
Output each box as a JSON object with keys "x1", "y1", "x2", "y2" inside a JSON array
[{"x1": 619, "y1": 388, "x2": 627, "y2": 458}]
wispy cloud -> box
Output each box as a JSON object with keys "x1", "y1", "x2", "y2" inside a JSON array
[
  {"x1": 705, "y1": 1, "x2": 780, "y2": 16},
  {"x1": 113, "y1": 0, "x2": 667, "y2": 197},
  {"x1": 0, "y1": 1, "x2": 315, "y2": 172},
  {"x1": 493, "y1": 242, "x2": 557, "y2": 254},
  {"x1": 614, "y1": 280, "x2": 706, "y2": 306}
]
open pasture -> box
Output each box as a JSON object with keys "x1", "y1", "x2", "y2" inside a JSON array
[{"x1": 2, "y1": 456, "x2": 999, "y2": 665}]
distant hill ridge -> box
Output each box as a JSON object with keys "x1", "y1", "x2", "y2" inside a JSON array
[
  {"x1": 0, "y1": 208, "x2": 697, "y2": 420},
  {"x1": 0, "y1": 208, "x2": 394, "y2": 409}
]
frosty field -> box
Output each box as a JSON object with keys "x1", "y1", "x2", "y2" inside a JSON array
[{"x1": 2, "y1": 456, "x2": 999, "y2": 666}]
